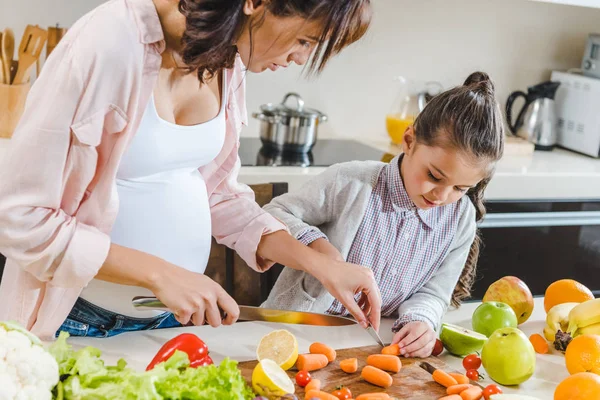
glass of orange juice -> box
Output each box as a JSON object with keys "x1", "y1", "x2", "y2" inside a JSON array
[{"x1": 386, "y1": 114, "x2": 414, "y2": 145}]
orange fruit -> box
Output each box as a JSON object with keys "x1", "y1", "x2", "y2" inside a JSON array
[
  {"x1": 554, "y1": 372, "x2": 600, "y2": 400},
  {"x1": 544, "y1": 279, "x2": 594, "y2": 313},
  {"x1": 565, "y1": 334, "x2": 600, "y2": 375}
]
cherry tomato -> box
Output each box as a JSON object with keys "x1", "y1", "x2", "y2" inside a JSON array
[
  {"x1": 466, "y1": 369, "x2": 480, "y2": 380},
  {"x1": 295, "y1": 370, "x2": 311, "y2": 387},
  {"x1": 431, "y1": 339, "x2": 444, "y2": 356},
  {"x1": 463, "y1": 354, "x2": 482, "y2": 370},
  {"x1": 331, "y1": 386, "x2": 352, "y2": 400},
  {"x1": 483, "y1": 384, "x2": 503, "y2": 400}
]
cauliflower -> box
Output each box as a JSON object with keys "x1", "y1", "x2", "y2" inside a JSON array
[{"x1": 0, "y1": 321, "x2": 59, "y2": 400}]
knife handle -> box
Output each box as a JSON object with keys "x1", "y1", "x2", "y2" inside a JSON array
[{"x1": 132, "y1": 296, "x2": 229, "y2": 321}]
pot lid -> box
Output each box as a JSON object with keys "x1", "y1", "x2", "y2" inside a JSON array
[{"x1": 259, "y1": 93, "x2": 326, "y2": 119}]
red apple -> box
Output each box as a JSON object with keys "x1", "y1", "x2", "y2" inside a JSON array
[{"x1": 482, "y1": 276, "x2": 534, "y2": 325}]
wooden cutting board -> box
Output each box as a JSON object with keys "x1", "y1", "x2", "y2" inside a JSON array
[{"x1": 239, "y1": 345, "x2": 479, "y2": 399}]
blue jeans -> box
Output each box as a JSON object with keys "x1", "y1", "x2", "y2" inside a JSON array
[{"x1": 55, "y1": 297, "x2": 182, "y2": 338}]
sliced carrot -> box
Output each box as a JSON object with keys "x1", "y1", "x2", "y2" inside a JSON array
[
  {"x1": 297, "y1": 353, "x2": 329, "y2": 372},
  {"x1": 449, "y1": 373, "x2": 469, "y2": 385},
  {"x1": 529, "y1": 333, "x2": 549, "y2": 354},
  {"x1": 340, "y1": 358, "x2": 358, "y2": 373},
  {"x1": 432, "y1": 369, "x2": 459, "y2": 388},
  {"x1": 438, "y1": 395, "x2": 462, "y2": 400},
  {"x1": 446, "y1": 384, "x2": 473, "y2": 395},
  {"x1": 381, "y1": 344, "x2": 401, "y2": 356},
  {"x1": 366, "y1": 354, "x2": 402, "y2": 373},
  {"x1": 309, "y1": 342, "x2": 337, "y2": 362},
  {"x1": 361, "y1": 365, "x2": 393, "y2": 388},
  {"x1": 460, "y1": 386, "x2": 483, "y2": 400},
  {"x1": 355, "y1": 394, "x2": 391, "y2": 399},
  {"x1": 305, "y1": 378, "x2": 321, "y2": 393},
  {"x1": 304, "y1": 390, "x2": 338, "y2": 400}
]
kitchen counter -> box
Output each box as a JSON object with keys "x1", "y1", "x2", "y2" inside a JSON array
[
  {"x1": 238, "y1": 137, "x2": 600, "y2": 201},
  {"x1": 2, "y1": 135, "x2": 600, "y2": 200},
  {"x1": 65, "y1": 297, "x2": 566, "y2": 399}
]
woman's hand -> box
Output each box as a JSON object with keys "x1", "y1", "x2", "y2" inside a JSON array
[
  {"x1": 98, "y1": 243, "x2": 239, "y2": 327},
  {"x1": 149, "y1": 264, "x2": 240, "y2": 327},
  {"x1": 392, "y1": 321, "x2": 436, "y2": 358},
  {"x1": 308, "y1": 238, "x2": 344, "y2": 262}
]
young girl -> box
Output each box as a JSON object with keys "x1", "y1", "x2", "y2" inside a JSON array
[{"x1": 262, "y1": 71, "x2": 505, "y2": 358}]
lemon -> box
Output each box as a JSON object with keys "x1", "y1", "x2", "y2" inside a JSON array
[
  {"x1": 252, "y1": 359, "x2": 295, "y2": 398},
  {"x1": 256, "y1": 329, "x2": 298, "y2": 371}
]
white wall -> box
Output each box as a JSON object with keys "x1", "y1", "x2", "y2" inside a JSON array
[{"x1": 2, "y1": 0, "x2": 599, "y2": 140}]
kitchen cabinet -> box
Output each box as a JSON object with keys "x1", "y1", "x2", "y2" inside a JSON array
[
  {"x1": 472, "y1": 199, "x2": 600, "y2": 299},
  {"x1": 528, "y1": 0, "x2": 600, "y2": 8}
]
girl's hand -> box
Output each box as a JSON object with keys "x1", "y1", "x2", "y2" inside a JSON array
[{"x1": 392, "y1": 321, "x2": 436, "y2": 358}]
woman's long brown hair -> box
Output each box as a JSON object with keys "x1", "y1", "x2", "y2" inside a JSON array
[
  {"x1": 412, "y1": 72, "x2": 505, "y2": 307},
  {"x1": 178, "y1": 0, "x2": 372, "y2": 83}
]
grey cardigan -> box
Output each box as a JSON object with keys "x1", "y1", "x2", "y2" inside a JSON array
[{"x1": 261, "y1": 160, "x2": 476, "y2": 331}]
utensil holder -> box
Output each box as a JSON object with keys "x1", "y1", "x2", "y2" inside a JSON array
[{"x1": 0, "y1": 82, "x2": 30, "y2": 138}]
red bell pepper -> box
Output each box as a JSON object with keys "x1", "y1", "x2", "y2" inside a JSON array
[{"x1": 146, "y1": 333, "x2": 213, "y2": 371}]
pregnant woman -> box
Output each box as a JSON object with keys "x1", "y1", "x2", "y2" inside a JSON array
[{"x1": 0, "y1": 0, "x2": 380, "y2": 339}]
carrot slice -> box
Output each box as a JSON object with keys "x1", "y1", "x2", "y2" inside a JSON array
[
  {"x1": 305, "y1": 390, "x2": 338, "y2": 400},
  {"x1": 340, "y1": 358, "x2": 358, "y2": 373},
  {"x1": 381, "y1": 344, "x2": 401, "y2": 356},
  {"x1": 438, "y1": 395, "x2": 462, "y2": 400},
  {"x1": 305, "y1": 378, "x2": 321, "y2": 393},
  {"x1": 309, "y1": 342, "x2": 337, "y2": 362},
  {"x1": 297, "y1": 354, "x2": 328, "y2": 372},
  {"x1": 366, "y1": 354, "x2": 402, "y2": 373},
  {"x1": 446, "y1": 384, "x2": 473, "y2": 395},
  {"x1": 460, "y1": 386, "x2": 484, "y2": 400},
  {"x1": 432, "y1": 369, "x2": 459, "y2": 388},
  {"x1": 449, "y1": 373, "x2": 469, "y2": 385},
  {"x1": 361, "y1": 365, "x2": 393, "y2": 388}
]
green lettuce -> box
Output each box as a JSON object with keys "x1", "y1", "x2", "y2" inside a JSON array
[{"x1": 49, "y1": 332, "x2": 254, "y2": 400}]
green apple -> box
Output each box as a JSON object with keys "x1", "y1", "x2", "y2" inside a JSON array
[
  {"x1": 472, "y1": 301, "x2": 518, "y2": 337},
  {"x1": 482, "y1": 327, "x2": 536, "y2": 385},
  {"x1": 439, "y1": 323, "x2": 487, "y2": 357}
]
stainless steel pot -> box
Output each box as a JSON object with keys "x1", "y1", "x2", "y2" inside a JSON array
[{"x1": 253, "y1": 92, "x2": 327, "y2": 153}]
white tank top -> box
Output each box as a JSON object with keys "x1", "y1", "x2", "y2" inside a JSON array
[{"x1": 80, "y1": 77, "x2": 227, "y2": 317}]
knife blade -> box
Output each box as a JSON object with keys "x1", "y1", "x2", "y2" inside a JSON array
[
  {"x1": 365, "y1": 323, "x2": 386, "y2": 347},
  {"x1": 131, "y1": 296, "x2": 357, "y2": 327}
]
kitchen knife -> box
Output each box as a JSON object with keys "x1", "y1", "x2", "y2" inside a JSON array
[
  {"x1": 365, "y1": 322, "x2": 386, "y2": 347},
  {"x1": 132, "y1": 296, "x2": 357, "y2": 327}
]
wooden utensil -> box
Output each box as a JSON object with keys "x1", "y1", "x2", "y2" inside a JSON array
[
  {"x1": 47, "y1": 24, "x2": 67, "y2": 57},
  {"x1": 13, "y1": 25, "x2": 47, "y2": 85},
  {"x1": 2, "y1": 28, "x2": 15, "y2": 84},
  {"x1": 239, "y1": 344, "x2": 482, "y2": 399}
]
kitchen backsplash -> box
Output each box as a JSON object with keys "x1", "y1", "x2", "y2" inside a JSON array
[{"x1": 3, "y1": 0, "x2": 600, "y2": 140}]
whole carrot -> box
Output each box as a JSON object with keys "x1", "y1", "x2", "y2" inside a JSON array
[
  {"x1": 366, "y1": 354, "x2": 402, "y2": 373},
  {"x1": 438, "y1": 395, "x2": 462, "y2": 400},
  {"x1": 297, "y1": 354, "x2": 329, "y2": 372},
  {"x1": 449, "y1": 373, "x2": 469, "y2": 385},
  {"x1": 309, "y1": 342, "x2": 337, "y2": 362},
  {"x1": 432, "y1": 369, "x2": 459, "y2": 388},
  {"x1": 355, "y1": 394, "x2": 391, "y2": 399},
  {"x1": 305, "y1": 378, "x2": 321, "y2": 393},
  {"x1": 381, "y1": 344, "x2": 401, "y2": 356},
  {"x1": 460, "y1": 386, "x2": 484, "y2": 400},
  {"x1": 340, "y1": 358, "x2": 358, "y2": 373},
  {"x1": 361, "y1": 365, "x2": 393, "y2": 388},
  {"x1": 305, "y1": 390, "x2": 338, "y2": 400},
  {"x1": 446, "y1": 384, "x2": 473, "y2": 395}
]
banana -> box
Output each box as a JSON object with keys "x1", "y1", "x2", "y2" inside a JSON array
[
  {"x1": 544, "y1": 302, "x2": 580, "y2": 342},
  {"x1": 574, "y1": 322, "x2": 600, "y2": 337},
  {"x1": 568, "y1": 298, "x2": 600, "y2": 334}
]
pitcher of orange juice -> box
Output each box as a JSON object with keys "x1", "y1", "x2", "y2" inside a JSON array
[{"x1": 386, "y1": 77, "x2": 443, "y2": 144}]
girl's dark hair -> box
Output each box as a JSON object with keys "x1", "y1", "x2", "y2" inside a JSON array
[
  {"x1": 412, "y1": 71, "x2": 505, "y2": 307},
  {"x1": 178, "y1": 0, "x2": 372, "y2": 83}
]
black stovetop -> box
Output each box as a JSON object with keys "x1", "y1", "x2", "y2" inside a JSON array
[{"x1": 239, "y1": 138, "x2": 390, "y2": 167}]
